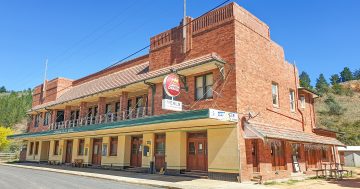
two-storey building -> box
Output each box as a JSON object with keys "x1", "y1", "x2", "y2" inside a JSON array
[{"x1": 10, "y1": 2, "x2": 344, "y2": 182}]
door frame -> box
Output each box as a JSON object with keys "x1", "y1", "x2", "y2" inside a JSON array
[
  {"x1": 154, "y1": 133, "x2": 166, "y2": 171},
  {"x1": 251, "y1": 139, "x2": 260, "y2": 172},
  {"x1": 186, "y1": 132, "x2": 208, "y2": 172},
  {"x1": 65, "y1": 140, "x2": 73, "y2": 163},
  {"x1": 91, "y1": 138, "x2": 102, "y2": 165},
  {"x1": 130, "y1": 136, "x2": 143, "y2": 167}
]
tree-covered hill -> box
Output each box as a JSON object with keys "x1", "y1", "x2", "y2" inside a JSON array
[
  {"x1": 300, "y1": 67, "x2": 360, "y2": 145},
  {"x1": 0, "y1": 89, "x2": 32, "y2": 129}
]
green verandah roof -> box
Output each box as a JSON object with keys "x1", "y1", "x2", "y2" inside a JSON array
[{"x1": 8, "y1": 109, "x2": 212, "y2": 139}]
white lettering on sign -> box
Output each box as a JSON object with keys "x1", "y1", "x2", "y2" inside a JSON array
[{"x1": 162, "y1": 99, "x2": 182, "y2": 111}]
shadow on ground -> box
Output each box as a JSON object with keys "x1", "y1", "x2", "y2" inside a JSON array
[{"x1": 9, "y1": 162, "x2": 196, "y2": 183}]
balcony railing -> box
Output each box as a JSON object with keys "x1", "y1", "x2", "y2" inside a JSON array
[{"x1": 49, "y1": 107, "x2": 149, "y2": 130}]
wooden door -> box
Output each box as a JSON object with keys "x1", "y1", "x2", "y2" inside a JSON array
[
  {"x1": 92, "y1": 139, "x2": 102, "y2": 165},
  {"x1": 252, "y1": 140, "x2": 259, "y2": 172},
  {"x1": 130, "y1": 137, "x2": 142, "y2": 167},
  {"x1": 187, "y1": 133, "x2": 207, "y2": 171},
  {"x1": 65, "y1": 140, "x2": 73, "y2": 163},
  {"x1": 155, "y1": 134, "x2": 166, "y2": 171}
]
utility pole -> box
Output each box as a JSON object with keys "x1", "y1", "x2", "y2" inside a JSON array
[{"x1": 183, "y1": 0, "x2": 187, "y2": 53}]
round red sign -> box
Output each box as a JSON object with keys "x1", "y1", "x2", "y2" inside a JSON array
[{"x1": 163, "y1": 73, "x2": 181, "y2": 97}]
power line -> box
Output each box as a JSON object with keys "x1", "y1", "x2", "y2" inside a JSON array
[{"x1": 101, "y1": 0, "x2": 231, "y2": 71}]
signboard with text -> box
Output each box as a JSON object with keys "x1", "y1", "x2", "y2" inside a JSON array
[{"x1": 162, "y1": 99, "x2": 182, "y2": 111}]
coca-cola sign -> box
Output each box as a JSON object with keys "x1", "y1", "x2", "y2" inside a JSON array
[{"x1": 163, "y1": 73, "x2": 181, "y2": 97}]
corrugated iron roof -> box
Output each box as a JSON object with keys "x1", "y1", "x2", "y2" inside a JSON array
[
  {"x1": 246, "y1": 122, "x2": 345, "y2": 146},
  {"x1": 30, "y1": 53, "x2": 226, "y2": 111}
]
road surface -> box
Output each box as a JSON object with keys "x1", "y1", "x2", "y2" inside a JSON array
[{"x1": 0, "y1": 165, "x2": 161, "y2": 189}]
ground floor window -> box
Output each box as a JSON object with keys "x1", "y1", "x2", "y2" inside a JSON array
[
  {"x1": 29, "y1": 142, "x2": 34, "y2": 155},
  {"x1": 54, "y1": 140, "x2": 59, "y2": 155},
  {"x1": 78, "y1": 139, "x2": 85, "y2": 155},
  {"x1": 270, "y1": 140, "x2": 286, "y2": 171},
  {"x1": 110, "y1": 137, "x2": 118, "y2": 156},
  {"x1": 34, "y1": 142, "x2": 39, "y2": 155},
  {"x1": 321, "y1": 146, "x2": 329, "y2": 162}
]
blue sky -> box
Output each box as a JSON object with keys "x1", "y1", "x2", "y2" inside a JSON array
[{"x1": 1, "y1": 0, "x2": 359, "y2": 91}]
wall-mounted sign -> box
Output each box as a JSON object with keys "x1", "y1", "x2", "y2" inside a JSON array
[
  {"x1": 162, "y1": 99, "x2": 182, "y2": 111},
  {"x1": 209, "y1": 109, "x2": 238, "y2": 122},
  {"x1": 163, "y1": 73, "x2": 181, "y2": 97}
]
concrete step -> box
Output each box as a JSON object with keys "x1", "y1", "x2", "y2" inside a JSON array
[
  {"x1": 181, "y1": 171, "x2": 208, "y2": 178},
  {"x1": 124, "y1": 167, "x2": 148, "y2": 173}
]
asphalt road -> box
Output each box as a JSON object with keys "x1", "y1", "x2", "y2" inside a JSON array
[{"x1": 0, "y1": 165, "x2": 161, "y2": 189}]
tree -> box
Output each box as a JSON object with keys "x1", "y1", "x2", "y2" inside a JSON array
[
  {"x1": 340, "y1": 67, "x2": 353, "y2": 82},
  {"x1": 354, "y1": 69, "x2": 360, "y2": 80},
  {"x1": 330, "y1": 74, "x2": 340, "y2": 86},
  {"x1": 0, "y1": 86, "x2": 6, "y2": 93},
  {"x1": 0, "y1": 126, "x2": 13, "y2": 151},
  {"x1": 315, "y1": 74, "x2": 330, "y2": 95},
  {"x1": 299, "y1": 71, "x2": 312, "y2": 89}
]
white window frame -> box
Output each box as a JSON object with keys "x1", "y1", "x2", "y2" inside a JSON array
[
  {"x1": 272, "y1": 83, "x2": 279, "y2": 107},
  {"x1": 300, "y1": 95, "x2": 306, "y2": 109},
  {"x1": 289, "y1": 90, "x2": 296, "y2": 112}
]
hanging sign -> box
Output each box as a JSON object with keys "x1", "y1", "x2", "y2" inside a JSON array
[
  {"x1": 163, "y1": 73, "x2": 181, "y2": 97},
  {"x1": 162, "y1": 99, "x2": 182, "y2": 111}
]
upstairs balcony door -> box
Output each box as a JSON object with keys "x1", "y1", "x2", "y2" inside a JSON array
[{"x1": 56, "y1": 111, "x2": 64, "y2": 122}]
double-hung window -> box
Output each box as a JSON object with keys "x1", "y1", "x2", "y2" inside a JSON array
[
  {"x1": 54, "y1": 140, "x2": 59, "y2": 155},
  {"x1": 110, "y1": 137, "x2": 118, "y2": 156},
  {"x1": 272, "y1": 83, "x2": 279, "y2": 107},
  {"x1": 78, "y1": 139, "x2": 85, "y2": 155},
  {"x1": 43, "y1": 112, "x2": 51, "y2": 126},
  {"x1": 289, "y1": 90, "x2": 295, "y2": 112},
  {"x1": 195, "y1": 73, "x2": 213, "y2": 100},
  {"x1": 300, "y1": 95, "x2": 306, "y2": 109}
]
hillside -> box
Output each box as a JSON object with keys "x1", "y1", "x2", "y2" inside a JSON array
[{"x1": 315, "y1": 80, "x2": 360, "y2": 145}]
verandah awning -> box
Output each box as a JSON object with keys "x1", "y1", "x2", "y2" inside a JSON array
[
  {"x1": 9, "y1": 109, "x2": 238, "y2": 140},
  {"x1": 244, "y1": 122, "x2": 345, "y2": 146}
]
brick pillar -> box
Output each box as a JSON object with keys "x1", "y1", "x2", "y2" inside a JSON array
[
  {"x1": 51, "y1": 110, "x2": 57, "y2": 123},
  {"x1": 79, "y1": 102, "x2": 88, "y2": 118},
  {"x1": 64, "y1": 106, "x2": 72, "y2": 121},
  {"x1": 98, "y1": 97, "x2": 106, "y2": 115},
  {"x1": 119, "y1": 92, "x2": 128, "y2": 113}
]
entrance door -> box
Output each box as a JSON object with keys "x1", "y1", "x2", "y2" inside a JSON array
[
  {"x1": 252, "y1": 140, "x2": 259, "y2": 172},
  {"x1": 130, "y1": 136, "x2": 142, "y2": 167},
  {"x1": 65, "y1": 140, "x2": 73, "y2": 163},
  {"x1": 155, "y1": 134, "x2": 166, "y2": 171},
  {"x1": 187, "y1": 132, "x2": 207, "y2": 171},
  {"x1": 92, "y1": 139, "x2": 102, "y2": 165}
]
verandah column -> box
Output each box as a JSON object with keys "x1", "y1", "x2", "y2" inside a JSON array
[
  {"x1": 165, "y1": 131, "x2": 186, "y2": 174},
  {"x1": 118, "y1": 135, "x2": 131, "y2": 168}
]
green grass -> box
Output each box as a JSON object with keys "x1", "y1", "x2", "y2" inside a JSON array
[{"x1": 263, "y1": 181, "x2": 278, "y2": 185}]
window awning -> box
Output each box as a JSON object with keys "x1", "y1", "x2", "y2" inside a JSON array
[{"x1": 244, "y1": 122, "x2": 345, "y2": 146}]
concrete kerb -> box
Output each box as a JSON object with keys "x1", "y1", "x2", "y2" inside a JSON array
[{"x1": 0, "y1": 163, "x2": 179, "y2": 189}]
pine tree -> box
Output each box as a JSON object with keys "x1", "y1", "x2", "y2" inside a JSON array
[
  {"x1": 330, "y1": 74, "x2": 340, "y2": 85},
  {"x1": 340, "y1": 67, "x2": 353, "y2": 82},
  {"x1": 315, "y1": 74, "x2": 330, "y2": 95},
  {"x1": 299, "y1": 71, "x2": 312, "y2": 89},
  {"x1": 0, "y1": 86, "x2": 6, "y2": 93},
  {"x1": 354, "y1": 69, "x2": 360, "y2": 80}
]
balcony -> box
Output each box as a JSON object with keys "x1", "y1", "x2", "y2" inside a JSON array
[{"x1": 49, "y1": 107, "x2": 149, "y2": 130}]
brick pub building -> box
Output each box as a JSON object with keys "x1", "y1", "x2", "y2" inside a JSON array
[{"x1": 10, "y1": 2, "x2": 344, "y2": 182}]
